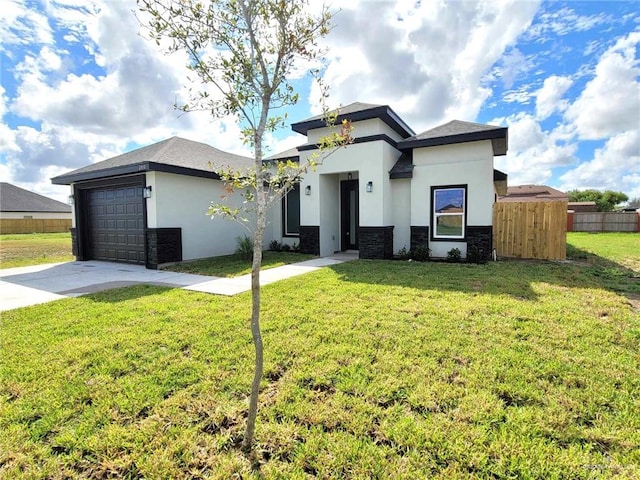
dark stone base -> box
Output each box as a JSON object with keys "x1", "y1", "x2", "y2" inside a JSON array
[
  {"x1": 466, "y1": 226, "x2": 493, "y2": 262},
  {"x1": 146, "y1": 228, "x2": 182, "y2": 269},
  {"x1": 359, "y1": 226, "x2": 394, "y2": 259},
  {"x1": 299, "y1": 225, "x2": 320, "y2": 255},
  {"x1": 70, "y1": 227, "x2": 79, "y2": 258},
  {"x1": 410, "y1": 226, "x2": 429, "y2": 252}
]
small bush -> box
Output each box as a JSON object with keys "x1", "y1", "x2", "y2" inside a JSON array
[
  {"x1": 235, "y1": 235, "x2": 254, "y2": 260},
  {"x1": 395, "y1": 246, "x2": 410, "y2": 260},
  {"x1": 410, "y1": 246, "x2": 430, "y2": 262},
  {"x1": 447, "y1": 248, "x2": 462, "y2": 263},
  {"x1": 269, "y1": 240, "x2": 282, "y2": 251},
  {"x1": 281, "y1": 243, "x2": 291, "y2": 252},
  {"x1": 291, "y1": 243, "x2": 300, "y2": 253},
  {"x1": 467, "y1": 245, "x2": 487, "y2": 264}
]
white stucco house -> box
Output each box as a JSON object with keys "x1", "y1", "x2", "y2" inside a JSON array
[
  {"x1": 51, "y1": 102, "x2": 508, "y2": 268},
  {"x1": 267, "y1": 102, "x2": 508, "y2": 261}
]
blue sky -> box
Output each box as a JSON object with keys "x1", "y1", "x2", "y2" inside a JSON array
[{"x1": 1, "y1": 0, "x2": 639, "y2": 203}]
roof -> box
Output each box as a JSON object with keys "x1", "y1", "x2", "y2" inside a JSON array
[
  {"x1": 291, "y1": 102, "x2": 415, "y2": 138},
  {"x1": 1, "y1": 182, "x2": 71, "y2": 213},
  {"x1": 397, "y1": 120, "x2": 508, "y2": 156},
  {"x1": 498, "y1": 185, "x2": 568, "y2": 202},
  {"x1": 263, "y1": 147, "x2": 300, "y2": 162},
  {"x1": 51, "y1": 136, "x2": 253, "y2": 185}
]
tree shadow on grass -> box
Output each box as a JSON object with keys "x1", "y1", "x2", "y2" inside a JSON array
[{"x1": 327, "y1": 246, "x2": 640, "y2": 304}]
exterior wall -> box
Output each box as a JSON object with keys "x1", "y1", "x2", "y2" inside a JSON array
[
  {"x1": 410, "y1": 140, "x2": 495, "y2": 258},
  {"x1": 390, "y1": 178, "x2": 411, "y2": 253},
  {"x1": 146, "y1": 171, "x2": 262, "y2": 261},
  {"x1": 0, "y1": 211, "x2": 72, "y2": 220},
  {"x1": 299, "y1": 139, "x2": 402, "y2": 257},
  {"x1": 306, "y1": 118, "x2": 405, "y2": 144}
]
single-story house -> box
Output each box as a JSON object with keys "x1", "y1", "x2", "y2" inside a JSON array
[
  {"x1": 498, "y1": 185, "x2": 568, "y2": 203},
  {"x1": 52, "y1": 102, "x2": 509, "y2": 268},
  {"x1": 1, "y1": 182, "x2": 72, "y2": 220}
]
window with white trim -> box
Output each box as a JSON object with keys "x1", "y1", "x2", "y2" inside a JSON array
[
  {"x1": 282, "y1": 184, "x2": 300, "y2": 236},
  {"x1": 432, "y1": 186, "x2": 466, "y2": 239}
]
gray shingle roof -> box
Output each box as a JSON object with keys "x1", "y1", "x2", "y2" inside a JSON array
[
  {"x1": 1, "y1": 183, "x2": 71, "y2": 213},
  {"x1": 297, "y1": 102, "x2": 383, "y2": 123},
  {"x1": 264, "y1": 147, "x2": 300, "y2": 162},
  {"x1": 398, "y1": 120, "x2": 508, "y2": 155},
  {"x1": 291, "y1": 102, "x2": 415, "y2": 138},
  {"x1": 51, "y1": 136, "x2": 253, "y2": 185}
]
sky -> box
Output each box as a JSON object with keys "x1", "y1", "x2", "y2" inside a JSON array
[{"x1": 1, "y1": 0, "x2": 639, "y2": 204}]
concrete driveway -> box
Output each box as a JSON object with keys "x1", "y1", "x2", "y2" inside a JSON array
[{"x1": 0, "y1": 254, "x2": 355, "y2": 312}]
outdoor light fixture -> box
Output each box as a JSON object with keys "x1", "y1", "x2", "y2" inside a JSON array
[
  {"x1": 347, "y1": 172, "x2": 352, "y2": 180},
  {"x1": 68, "y1": 194, "x2": 74, "y2": 205},
  {"x1": 366, "y1": 181, "x2": 373, "y2": 193},
  {"x1": 143, "y1": 185, "x2": 153, "y2": 198},
  {"x1": 305, "y1": 185, "x2": 311, "y2": 195}
]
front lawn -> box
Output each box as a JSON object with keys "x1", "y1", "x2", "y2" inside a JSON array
[
  {"x1": 0, "y1": 233, "x2": 74, "y2": 268},
  {"x1": 1, "y1": 234, "x2": 639, "y2": 478},
  {"x1": 163, "y1": 251, "x2": 316, "y2": 277}
]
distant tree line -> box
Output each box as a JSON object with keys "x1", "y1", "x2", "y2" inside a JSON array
[{"x1": 567, "y1": 189, "x2": 631, "y2": 212}]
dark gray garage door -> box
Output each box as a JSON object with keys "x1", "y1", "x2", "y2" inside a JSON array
[{"x1": 86, "y1": 184, "x2": 145, "y2": 264}]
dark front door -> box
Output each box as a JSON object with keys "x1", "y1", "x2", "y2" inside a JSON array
[{"x1": 341, "y1": 179, "x2": 359, "y2": 250}]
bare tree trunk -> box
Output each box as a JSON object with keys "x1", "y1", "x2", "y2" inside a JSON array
[
  {"x1": 242, "y1": 225, "x2": 263, "y2": 453},
  {"x1": 242, "y1": 113, "x2": 268, "y2": 454}
]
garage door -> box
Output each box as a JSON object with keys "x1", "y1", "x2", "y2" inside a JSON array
[{"x1": 86, "y1": 184, "x2": 145, "y2": 264}]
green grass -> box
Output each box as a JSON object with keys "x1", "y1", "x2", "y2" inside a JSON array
[
  {"x1": 163, "y1": 251, "x2": 316, "y2": 277},
  {"x1": 1, "y1": 234, "x2": 639, "y2": 478},
  {"x1": 568, "y1": 232, "x2": 640, "y2": 272},
  {"x1": 0, "y1": 233, "x2": 74, "y2": 269}
]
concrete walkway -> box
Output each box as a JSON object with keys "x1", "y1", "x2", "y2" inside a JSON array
[{"x1": 0, "y1": 252, "x2": 357, "y2": 312}]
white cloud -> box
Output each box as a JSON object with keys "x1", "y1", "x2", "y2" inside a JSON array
[
  {"x1": 495, "y1": 113, "x2": 577, "y2": 186},
  {"x1": 311, "y1": 0, "x2": 540, "y2": 131},
  {"x1": 559, "y1": 129, "x2": 640, "y2": 198},
  {"x1": 535, "y1": 75, "x2": 573, "y2": 120},
  {"x1": 0, "y1": 0, "x2": 54, "y2": 53},
  {"x1": 565, "y1": 31, "x2": 640, "y2": 140}
]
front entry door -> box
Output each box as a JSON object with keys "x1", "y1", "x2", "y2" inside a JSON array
[{"x1": 341, "y1": 179, "x2": 359, "y2": 250}]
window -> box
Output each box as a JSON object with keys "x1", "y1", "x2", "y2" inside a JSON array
[
  {"x1": 432, "y1": 185, "x2": 466, "y2": 239},
  {"x1": 282, "y1": 184, "x2": 300, "y2": 236}
]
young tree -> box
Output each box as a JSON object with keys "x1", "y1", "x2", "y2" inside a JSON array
[{"x1": 137, "y1": 0, "x2": 352, "y2": 454}]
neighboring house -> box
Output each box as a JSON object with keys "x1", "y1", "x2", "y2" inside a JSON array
[
  {"x1": 498, "y1": 185, "x2": 568, "y2": 203},
  {"x1": 267, "y1": 102, "x2": 508, "y2": 260},
  {"x1": 568, "y1": 201, "x2": 598, "y2": 212},
  {"x1": 52, "y1": 137, "x2": 252, "y2": 268},
  {"x1": 0, "y1": 182, "x2": 72, "y2": 220},
  {"x1": 51, "y1": 102, "x2": 509, "y2": 268}
]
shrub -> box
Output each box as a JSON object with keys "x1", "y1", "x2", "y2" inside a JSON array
[
  {"x1": 291, "y1": 243, "x2": 300, "y2": 253},
  {"x1": 235, "y1": 235, "x2": 254, "y2": 260},
  {"x1": 410, "y1": 246, "x2": 430, "y2": 262},
  {"x1": 395, "y1": 246, "x2": 410, "y2": 260},
  {"x1": 269, "y1": 240, "x2": 282, "y2": 251},
  {"x1": 446, "y1": 248, "x2": 462, "y2": 263},
  {"x1": 281, "y1": 243, "x2": 291, "y2": 252},
  {"x1": 466, "y1": 245, "x2": 487, "y2": 264}
]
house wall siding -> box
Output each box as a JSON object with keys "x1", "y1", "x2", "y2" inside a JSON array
[
  {"x1": 147, "y1": 172, "x2": 265, "y2": 261},
  {"x1": 306, "y1": 118, "x2": 405, "y2": 144},
  {"x1": 410, "y1": 140, "x2": 495, "y2": 258}
]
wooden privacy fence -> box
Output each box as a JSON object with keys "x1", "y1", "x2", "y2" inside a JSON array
[
  {"x1": 570, "y1": 211, "x2": 639, "y2": 232},
  {"x1": 0, "y1": 219, "x2": 72, "y2": 234},
  {"x1": 493, "y1": 201, "x2": 567, "y2": 260}
]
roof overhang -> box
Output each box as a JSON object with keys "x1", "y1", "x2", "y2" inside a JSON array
[
  {"x1": 398, "y1": 127, "x2": 508, "y2": 156},
  {"x1": 291, "y1": 105, "x2": 415, "y2": 138},
  {"x1": 51, "y1": 161, "x2": 221, "y2": 185}
]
